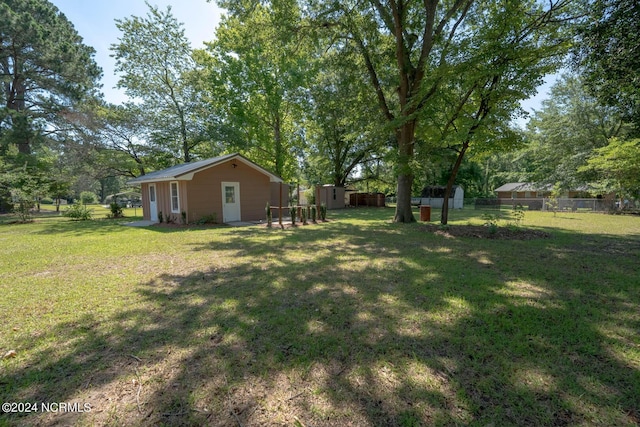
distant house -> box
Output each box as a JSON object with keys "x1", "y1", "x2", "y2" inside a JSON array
[
  {"x1": 127, "y1": 153, "x2": 285, "y2": 224},
  {"x1": 494, "y1": 183, "x2": 590, "y2": 200}
]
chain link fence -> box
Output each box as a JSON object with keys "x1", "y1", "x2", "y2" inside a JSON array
[{"x1": 473, "y1": 198, "x2": 621, "y2": 213}]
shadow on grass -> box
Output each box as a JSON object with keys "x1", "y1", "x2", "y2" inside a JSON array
[{"x1": 2, "y1": 217, "x2": 639, "y2": 426}]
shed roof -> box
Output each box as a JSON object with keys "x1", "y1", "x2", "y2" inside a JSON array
[
  {"x1": 126, "y1": 153, "x2": 283, "y2": 185},
  {"x1": 494, "y1": 182, "x2": 552, "y2": 193}
]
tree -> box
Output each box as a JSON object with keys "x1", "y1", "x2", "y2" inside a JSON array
[
  {"x1": 576, "y1": 0, "x2": 640, "y2": 134},
  {"x1": 111, "y1": 2, "x2": 203, "y2": 163},
  {"x1": 198, "y1": 2, "x2": 311, "y2": 181},
  {"x1": 94, "y1": 103, "x2": 151, "y2": 177},
  {"x1": 517, "y1": 74, "x2": 629, "y2": 190},
  {"x1": 578, "y1": 138, "x2": 640, "y2": 204},
  {"x1": 430, "y1": 0, "x2": 576, "y2": 224},
  {"x1": 296, "y1": 0, "x2": 579, "y2": 222},
  {"x1": 0, "y1": 0, "x2": 101, "y2": 211},
  {"x1": 303, "y1": 50, "x2": 388, "y2": 187}
]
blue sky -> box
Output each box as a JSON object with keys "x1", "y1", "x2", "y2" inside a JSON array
[
  {"x1": 50, "y1": 0, "x2": 224, "y2": 104},
  {"x1": 50, "y1": 0, "x2": 554, "y2": 122}
]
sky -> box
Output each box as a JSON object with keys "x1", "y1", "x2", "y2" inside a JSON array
[
  {"x1": 50, "y1": 0, "x2": 225, "y2": 105},
  {"x1": 50, "y1": 0, "x2": 555, "y2": 124}
]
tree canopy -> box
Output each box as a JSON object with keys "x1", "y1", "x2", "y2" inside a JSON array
[
  {"x1": 0, "y1": 0, "x2": 101, "y2": 211},
  {"x1": 576, "y1": 0, "x2": 640, "y2": 134},
  {"x1": 111, "y1": 2, "x2": 204, "y2": 163}
]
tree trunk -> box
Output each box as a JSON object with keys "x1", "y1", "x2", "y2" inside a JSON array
[
  {"x1": 393, "y1": 122, "x2": 416, "y2": 223},
  {"x1": 441, "y1": 142, "x2": 469, "y2": 225},
  {"x1": 273, "y1": 112, "x2": 285, "y2": 178}
]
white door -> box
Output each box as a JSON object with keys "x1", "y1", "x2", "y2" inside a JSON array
[
  {"x1": 221, "y1": 182, "x2": 241, "y2": 222},
  {"x1": 149, "y1": 184, "x2": 158, "y2": 222}
]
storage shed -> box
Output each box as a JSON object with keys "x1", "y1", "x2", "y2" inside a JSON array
[
  {"x1": 419, "y1": 186, "x2": 464, "y2": 209},
  {"x1": 318, "y1": 185, "x2": 346, "y2": 209},
  {"x1": 127, "y1": 153, "x2": 284, "y2": 224}
]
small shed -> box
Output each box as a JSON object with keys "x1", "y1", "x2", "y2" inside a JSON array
[
  {"x1": 127, "y1": 153, "x2": 284, "y2": 224},
  {"x1": 419, "y1": 186, "x2": 464, "y2": 209},
  {"x1": 318, "y1": 185, "x2": 346, "y2": 209},
  {"x1": 349, "y1": 192, "x2": 386, "y2": 207}
]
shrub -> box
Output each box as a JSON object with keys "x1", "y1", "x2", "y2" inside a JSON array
[
  {"x1": 181, "y1": 211, "x2": 187, "y2": 225},
  {"x1": 196, "y1": 213, "x2": 217, "y2": 225},
  {"x1": 320, "y1": 203, "x2": 327, "y2": 221},
  {"x1": 64, "y1": 202, "x2": 93, "y2": 220},
  {"x1": 311, "y1": 205, "x2": 317, "y2": 222},
  {"x1": 106, "y1": 202, "x2": 124, "y2": 219},
  {"x1": 511, "y1": 204, "x2": 525, "y2": 227},
  {"x1": 482, "y1": 213, "x2": 500, "y2": 234},
  {"x1": 265, "y1": 202, "x2": 272, "y2": 227},
  {"x1": 290, "y1": 205, "x2": 297, "y2": 225},
  {"x1": 40, "y1": 197, "x2": 54, "y2": 205},
  {"x1": 79, "y1": 191, "x2": 97, "y2": 205},
  {"x1": 301, "y1": 207, "x2": 307, "y2": 225},
  {"x1": 158, "y1": 211, "x2": 163, "y2": 223}
]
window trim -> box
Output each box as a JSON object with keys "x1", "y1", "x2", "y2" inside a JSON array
[{"x1": 170, "y1": 181, "x2": 180, "y2": 213}]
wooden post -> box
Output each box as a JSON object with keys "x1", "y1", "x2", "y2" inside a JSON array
[{"x1": 279, "y1": 182, "x2": 283, "y2": 229}]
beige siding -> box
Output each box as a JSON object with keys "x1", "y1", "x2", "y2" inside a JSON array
[
  {"x1": 318, "y1": 186, "x2": 346, "y2": 209},
  {"x1": 187, "y1": 159, "x2": 271, "y2": 223}
]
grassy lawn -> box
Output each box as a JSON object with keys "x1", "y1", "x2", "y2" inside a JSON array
[{"x1": 1, "y1": 207, "x2": 639, "y2": 426}]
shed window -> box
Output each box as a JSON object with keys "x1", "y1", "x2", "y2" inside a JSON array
[
  {"x1": 225, "y1": 186, "x2": 235, "y2": 203},
  {"x1": 170, "y1": 181, "x2": 180, "y2": 213}
]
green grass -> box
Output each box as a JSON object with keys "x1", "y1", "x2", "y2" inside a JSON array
[{"x1": 1, "y1": 207, "x2": 639, "y2": 426}]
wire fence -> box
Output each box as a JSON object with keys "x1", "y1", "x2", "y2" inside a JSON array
[{"x1": 473, "y1": 198, "x2": 621, "y2": 213}]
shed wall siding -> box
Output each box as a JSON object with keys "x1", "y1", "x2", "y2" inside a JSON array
[{"x1": 187, "y1": 159, "x2": 271, "y2": 222}]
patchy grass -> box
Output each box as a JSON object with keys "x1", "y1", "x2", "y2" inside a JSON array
[{"x1": 1, "y1": 207, "x2": 639, "y2": 426}]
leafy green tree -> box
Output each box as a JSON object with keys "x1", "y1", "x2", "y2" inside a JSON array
[
  {"x1": 94, "y1": 103, "x2": 151, "y2": 177},
  {"x1": 0, "y1": 0, "x2": 101, "y2": 211},
  {"x1": 576, "y1": 0, "x2": 640, "y2": 133},
  {"x1": 275, "y1": 0, "x2": 580, "y2": 222},
  {"x1": 303, "y1": 50, "x2": 388, "y2": 187},
  {"x1": 521, "y1": 74, "x2": 629, "y2": 190},
  {"x1": 198, "y1": 2, "x2": 311, "y2": 180},
  {"x1": 440, "y1": 2, "x2": 570, "y2": 222},
  {"x1": 579, "y1": 138, "x2": 640, "y2": 204},
  {"x1": 111, "y1": 2, "x2": 204, "y2": 163}
]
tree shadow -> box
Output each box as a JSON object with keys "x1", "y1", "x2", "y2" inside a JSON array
[{"x1": 1, "y1": 220, "x2": 639, "y2": 426}]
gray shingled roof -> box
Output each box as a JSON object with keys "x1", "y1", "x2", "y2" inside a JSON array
[
  {"x1": 126, "y1": 153, "x2": 282, "y2": 185},
  {"x1": 494, "y1": 182, "x2": 552, "y2": 192}
]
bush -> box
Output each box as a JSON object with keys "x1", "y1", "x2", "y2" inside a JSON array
[
  {"x1": 320, "y1": 203, "x2": 327, "y2": 221},
  {"x1": 64, "y1": 202, "x2": 93, "y2": 220},
  {"x1": 106, "y1": 202, "x2": 124, "y2": 219},
  {"x1": 290, "y1": 205, "x2": 297, "y2": 225},
  {"x1": 265, "y1": 203, "x2": 272, "y2": 227},
  {"x1": 196, "y1": 213, "x2": 218, "y2": 225},
  {"x1": 79, "y1": 191, "x2": 97, "y2": 205},
  {"x1": 40, "y1": 197, "x2": 54, "y2": 205}
]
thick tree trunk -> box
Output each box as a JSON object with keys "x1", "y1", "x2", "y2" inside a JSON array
[
  {"x1": 394, "y1": 173, "x2": 414, "y2": 222},
  {"x1": 393, "y1": 122, "x2": 416, "y2": 223},
  {"x1": 441, "y1": 142, "x2": 469, "y2": 225}
]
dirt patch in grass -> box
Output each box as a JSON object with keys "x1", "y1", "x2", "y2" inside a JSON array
[{"x1": 420, "y1": 223, "x2": 551, "y2": 240}]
